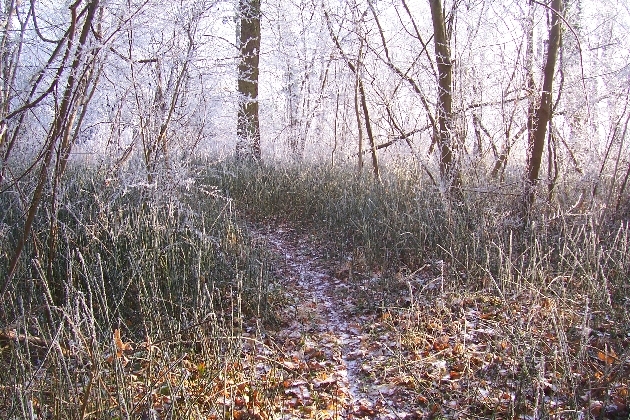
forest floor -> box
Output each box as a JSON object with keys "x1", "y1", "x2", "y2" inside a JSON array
[
  {"x1": 245, "y1": 222, "x2": 424, "y2": 419},
  {"x1": 235, "y1": 222, "x2": 629, "y2": 420},
  {"x1": 3, "y1": 218, "x2": 623, "y2": 420}
]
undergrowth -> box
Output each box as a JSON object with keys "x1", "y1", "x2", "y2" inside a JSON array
[
  {"x1": 1, "y1": 158, "x2": 628, "y2": 419},
  {"x1": 210, "y1": 161, "x2": 629, "y2": 306},
  {"x1": 0, "y1": 165, "x2": 279, "y2": 418},
  {"x1": 209, "y1": 160, "x2": 630, "y2": 419}
]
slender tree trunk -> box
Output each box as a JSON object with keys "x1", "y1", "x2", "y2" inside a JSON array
[
  {"x1": 526, "y1": 0, "x2": 563, "y2": 199},
  {"x1": 358, "y1": 70, "x2": 380, "y2": 182},
  {"x1": 491, "y1": 125, "x2": 527, "y2": 180},
  {"x1": 428, "y1": 0, "x2": 457, "y2": 187},
  {"x1": 236, "y1": 0, "x2": 261, "y2": 161},
  {"x1": 354, "y1": 67, "x2": 364, "y2": 171},
  {"x1": 1, "y1": 0, "x2": 100, "y2": 300}
]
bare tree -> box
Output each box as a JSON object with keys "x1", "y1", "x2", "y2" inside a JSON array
[
  {"x1": 323, "y1": 6, "x2": 380, "y2": 182},
  {"x1": 1, "y1": 0, "x2": 102, "y2": 300},
  {"x1": 526, "y1": 0, "x2": 563, "y2": 202},
  {"x1": 130, "y1": 25, "x2": 198, "y2": 182},
  {"x1": 236, "y1": 0, "x2": 261, "y2": 161}
]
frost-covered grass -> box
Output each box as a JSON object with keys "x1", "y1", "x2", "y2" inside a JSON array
[
  {"x1": 0, "y1": 165, "x2": 279, "y2": 418},
  {"x1": 1, "y1": 158, "x2": 628, "y2": 418},
  {"x1": 210, "y1": 160, "x2": 630, "y2": 418},
  {"x1": 211, "y1": 160, "x2": 629, "y2": 306}
]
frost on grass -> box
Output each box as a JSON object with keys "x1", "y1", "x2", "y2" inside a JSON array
[{"x1": 238, "y1": 225, "x2": 629, "y2": 419}]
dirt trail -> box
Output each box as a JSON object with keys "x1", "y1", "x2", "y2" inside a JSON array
[
  {"x1": 253, "y1": 224, "x2": 421, "y2": 419},
  {"x1": 246, "y1": 225, "x2": 630, "y2": 420}
]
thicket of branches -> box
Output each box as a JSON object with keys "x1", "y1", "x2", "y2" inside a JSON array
[{"x1": 1, "y1": 0, "x2": 629, "y2": 220}]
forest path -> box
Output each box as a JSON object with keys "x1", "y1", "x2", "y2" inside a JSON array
[
  {"x1": 244, "y1": 224, "x2": 630, "y2": 420},
  {"x1": 250, "y1": 223, "x2": 423, "y2": 420}
]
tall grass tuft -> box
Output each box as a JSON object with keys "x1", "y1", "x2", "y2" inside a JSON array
[{"x1": 0, "y1": 164, "x2": 277, "y2": 418}]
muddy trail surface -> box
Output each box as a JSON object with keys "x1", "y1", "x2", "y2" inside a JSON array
[{"x1": 247, "y1": 224, "x2": 425, "y2": 420}]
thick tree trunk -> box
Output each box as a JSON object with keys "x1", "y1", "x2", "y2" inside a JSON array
[
  {"x1": 526, "y1": 0, "x2": 563, "y2": 194},
  {"x1": 525, "y1": 0, "x2": 537, "y2": 170},
  {"x1": 236, "y1": 0, "x2": 261, "y2": 161},
  {"x1": 428, "y1": 0, "x2": 456, "y2": 186}
]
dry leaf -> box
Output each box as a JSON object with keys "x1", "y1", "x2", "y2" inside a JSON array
[
  {"x1": 596, "y1": 348, "x2": 617, "y2": 365},
  {"x1": 480, "y1": 311, "x2": 496, "y2": 320},
  {"x1": 449, "y1": 370, "x2": 462, "y2": 379},
  {"x1": 112, "y1": 329, "x2": 132, "y2": 365},
  {"x1": 313, "y1": 376, "x2": 337, "y2": 389},
  {"x1": 433, "y1": 336, "x2": 450, "y2": 351},
  {"x1": 113, "y1": 329, "x2": 124, "y2": 357}
]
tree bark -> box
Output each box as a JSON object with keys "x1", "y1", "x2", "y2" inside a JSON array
[
  {"x1": 526, "y1": 0, "x2": 563, "y2": 195},
  {"x1": 236, "y1": 0, "x2": 261, "y2": 161},
  {"x1": 428, "y1": 0, "x2": 457, "y2": 187}
]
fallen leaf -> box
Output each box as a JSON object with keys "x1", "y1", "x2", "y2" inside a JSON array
[
  {"x1": 280, "y1": 360, "x2": 297, "y2": 370},
  {"x1": 452, "y1": 342, "x2": 465, "y2": 355},
  {"x1": 433, "y1": 336, "x2": 449, "y2": 351},
  {"x1": 351, "y1": 398, "x2": 376, "y2": 416},
  {"x1": 113, "y1": 329, "x2": 124, "y2": 357},
  {"x1": 449, "y1": 371, "x2": 462, "y2": 380},
  {"x1": 113, "y1": 328, "x2": 133, "y2": 356},
  {"x1": 589, "y1": 401, "x2": 603, "y2": 417},
  {"x1": 313, "y1": 376, "x2": 337, "y2": 389},
  {"x1": 596, "y1": 348, "x2": 618, "y2": 365}
]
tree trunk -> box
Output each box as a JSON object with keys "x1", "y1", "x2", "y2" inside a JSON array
[
  {"x1": 236, "y1": 0, "x2": 261, "y2": 161},
  {"x1": 526, "y1": 0, "x2": 563, "y2": 197},
  {"x1": 354, "y1": 66, "x2": 364, "y2": 172},
  {"x1": 1, "y1": 0, "x2": 101, "y2": 300},
  {"x1": 428, "y1": 0, "x2": 456, "y2": 186},
  {"x1": 358, "y1": 71, "x2": 380, "y2": 182}
]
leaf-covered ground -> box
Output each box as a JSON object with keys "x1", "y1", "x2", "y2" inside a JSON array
[
  {"x1": 241, "y1": 224, "x2": 630, "y2": 419},
  {"x1": 60, "y1": 223, "x2": 629, "y2": 419}
]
